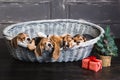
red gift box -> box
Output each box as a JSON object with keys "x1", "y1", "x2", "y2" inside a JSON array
[{"x1": 82, "y1": 56, "x2": 102, "y2": 72}]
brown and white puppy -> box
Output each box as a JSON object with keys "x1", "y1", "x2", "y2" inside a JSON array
[
  {"x1": 11, "y1": 33, "x2": 36, "y2": 50},
  {"x1": 73, "y1": 34, "x2": 86, "y2": 45},
  {"x1": 62, "y1": 34, "x2": 76, "y2": 49},
  {"x1": 34, "y1": 37, "x2": 53, "y2": 57},
  {"x1": 34, "y1": 35, "x2": 63, "y2": 60}
]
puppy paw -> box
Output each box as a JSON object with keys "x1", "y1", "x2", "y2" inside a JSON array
[{"x1": 27, "y1": 44, "x2": 36, "y2": 51}]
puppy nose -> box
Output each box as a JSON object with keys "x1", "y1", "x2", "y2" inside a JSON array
[
  {"x1": 77, "y1": 42, "x2": 80, "y2": 45},
  {"x1": 48, "y1": 43, "x2": 52, "y2": 47},
  {"x1": 27, "y1": 38, "x2": 30, "y2": 41},
  {"x1": 66, "y1": 45, "x2": 69, "y2": 47}
]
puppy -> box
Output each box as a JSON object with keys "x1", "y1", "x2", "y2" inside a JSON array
[
  {"x1": 73, "y1": 34, "x2": 86, "y2": 45},
  {"x1": 34, "y1": 37, "x2": 54, "y2": 57},
  {"x1": 11, "y1": 33, "x2": 36, "y2": 50},
  {"x1": 62, "y1": 34, "x2": 76, "y2": 49},
  {"x1": 28, "y1": 32, "x2": 47, "y2": 50},
  {"x1": 34, "y1": 35, "x2": 63, "y2": 60}
]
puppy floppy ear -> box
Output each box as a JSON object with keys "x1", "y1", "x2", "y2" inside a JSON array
[
  {"x1": 52, "y1": 42, "x2": 60, "y2": 60},
  {"x1": 34, "y1": 39, "x2": 44, "y2": 57},
  {"x1": 11, "y1": 36, "x2": 18, "y2": 48},
  {"x1": 83, "y1": 36, "x2": 86, "y2": 42}
]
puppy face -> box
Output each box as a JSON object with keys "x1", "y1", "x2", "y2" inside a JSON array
[
  {"x1": 18, "y1": 33, "x2": 31, "y2": 43},
  {"x1": 40, "y1": 38, "x2": 53, "y2": 51},
  {"x1": 35, "y1": 35, "x2": 62, "y2": 60},
  {"x1": 62, "y1": 34, "x2": 75, "y2": 48},
  {"x1": 73, "y1": 34, "x2": 86, "y2": 45},
  {"x1": 35, "y1": 37, "x2": 54, "y2": 56},
  {"x1": 11, "y1": 33, "x2": 31, "y2": 48}
]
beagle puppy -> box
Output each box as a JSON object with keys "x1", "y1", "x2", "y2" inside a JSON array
[
  {"x1": 73, "y1": 34, "x2": 86, "y2": 45},
  {"x1": 11, "y1": 33, "x2": 36, "y2": 50},
  {"x1": 34, "y1": 37, "x2": 54, "y2": 57},
  {"x1": 62, "y1": 34, "x2": 76, "y2": 49},
  {"x1": 34, "y1": 35, "x2": 63, "y2": 60},
  {"x1": 26, "y1": 32, "x2": 47, "y2": 51}
]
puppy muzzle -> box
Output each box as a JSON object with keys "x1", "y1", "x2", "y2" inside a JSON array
[
  {"x1": 25, "y1": 37, "x2": 32, "y2": 43},
  {"x1": 45, "y1": 42, "x2": 53, "y2": 51}
]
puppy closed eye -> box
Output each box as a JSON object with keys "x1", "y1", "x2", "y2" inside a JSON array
[{"x1": 19, "y1": 37, "x2": 25, "y2": 42}]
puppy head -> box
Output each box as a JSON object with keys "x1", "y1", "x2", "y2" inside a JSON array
[
  {"x1": 20, "y1": 33, "x2": 31, "y2": 44},
  {"x1": 73, "y1": 34, "x2": 86, "y2": 45},
  {"x1": 40, "y1": 38, "x2": 53, "y2": 51},
  {"x1": 11, "y1": 33, "x2": 31, "y2": 48},
  {"x1": 35, "y1": 38, "x2": 53, "y2": 56},
  {"x1": 62, "y1": 34, "x2": 75, "y2": 48}
]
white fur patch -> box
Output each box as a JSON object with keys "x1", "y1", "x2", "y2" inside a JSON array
[{"x1": 37, "y1": 32, "x2": 47, "y2": 38}]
